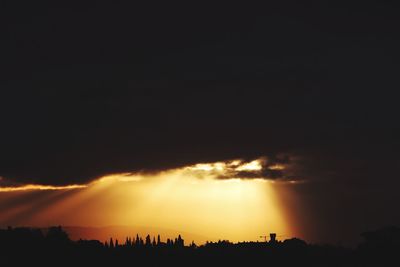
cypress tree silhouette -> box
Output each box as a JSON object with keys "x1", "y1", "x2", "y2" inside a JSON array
[
  {"x1": 177, "y1": 235, "x2": 184, "y2": 247},
  {"x1": 135, "y1": 234, "x2": 140, "y2": 246},
  {"x1": 145, "y1": 235, "x2": 151, "y2": 246}
]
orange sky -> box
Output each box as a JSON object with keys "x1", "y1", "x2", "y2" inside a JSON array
[{"x1": 0, "y1": 159, "x2": 306, "y2": 244}]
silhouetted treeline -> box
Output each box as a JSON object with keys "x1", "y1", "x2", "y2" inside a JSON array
[
  {"x1": 1, "y1": 226, "x2": 400, "y2": 267},
  {"x1": 103, "y1": 233, "x2": 186, "y2": 249}
]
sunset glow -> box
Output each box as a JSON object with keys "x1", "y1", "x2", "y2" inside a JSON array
[
  {"x1": 0, "y1": 159, "x2": 295, "y2": 243},
  {"x1": 0, "y1": 184, "x2": 87, "y2": 192}
]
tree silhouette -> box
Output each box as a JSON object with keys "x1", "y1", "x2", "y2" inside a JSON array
[
  {"x1": 135, "y1": 234, "x2": 140, "y2": 246},
  {"x1": 45, "y1": 226, "x2": 70, "y2": 246},
  {"x1": 2, "y1": 225, "x2": 400, "y2": 267},
  {"x1": 145, "y1": 234, "x2": 151, "y2": 247}
]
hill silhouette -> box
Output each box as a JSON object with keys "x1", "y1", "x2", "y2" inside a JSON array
[{"x1": 1, "y1": 225, "x2": 400, "y2": 267}]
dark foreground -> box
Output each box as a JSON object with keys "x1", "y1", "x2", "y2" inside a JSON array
[{"x1": 1, "y1": 226, "x2": 399, "y2": 267}]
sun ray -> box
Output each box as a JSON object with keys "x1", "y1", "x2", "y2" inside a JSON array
[{"x1": 0, "y1": 159, "x2": 296, "y2": 243}]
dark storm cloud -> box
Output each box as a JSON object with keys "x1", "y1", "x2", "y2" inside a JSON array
[
  {"x1": 232, "y1": 169, "x2": 285, "y2": 180},
  {"x1": 206, "y1": 157, "x2": 292, "y2": 180},
  {"x1": 1, "y1": 1, "x2": 400, "y2": 188}
]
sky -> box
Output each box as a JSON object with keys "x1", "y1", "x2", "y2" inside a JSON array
[{"x1": 1, "y1": 1, "x2": 400, "y2": 246}]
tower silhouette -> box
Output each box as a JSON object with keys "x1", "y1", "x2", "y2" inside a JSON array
[{"x1": 270, "y1": 233, "x2": 277, "y2": 243}]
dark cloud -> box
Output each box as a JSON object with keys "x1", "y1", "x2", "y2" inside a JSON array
[
  {"x1": 0, "y1": 177, "x2": 12, "y2": 187},
  {"x1": 1, "y1": 1, "x2": 400, "y2": 188},
  {"x1": 219, "y1": 169, "x2": 286, "y2": 180}
]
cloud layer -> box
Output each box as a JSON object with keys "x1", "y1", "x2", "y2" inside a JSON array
[
  {"x1": 182, "y1": 158, "x2": 295, "y2": 181},
  {"x1": 1, "y1": 2, "x2": 400, "y2": 188}
]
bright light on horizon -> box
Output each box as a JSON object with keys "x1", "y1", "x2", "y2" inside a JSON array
[{"x1": 0, "y1": 158, "x2": 297, "y2": 244}]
